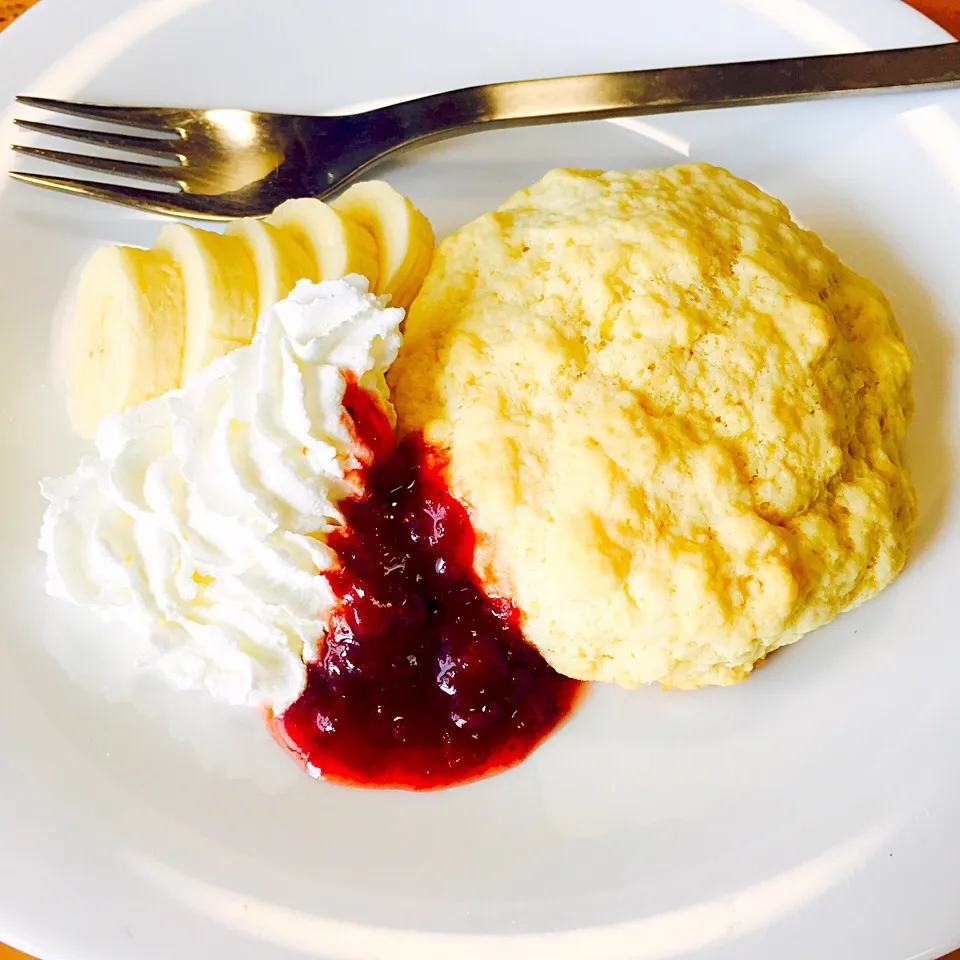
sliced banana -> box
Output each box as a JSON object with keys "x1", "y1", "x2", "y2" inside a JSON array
[
  {"x1": 224, "y1": 217, "x2": 315, "y2": 316},
  {"x1": 390, "y1": 227, "x2": 435, "y2": 311},
  {"x1": 330, "y1": 180, "x2": 435, "y2": 309},
  {"x1": 62, "y1": 186, "x2": 438, "y2": 439},
  {"x1": 156, "y1": 224, "x2": 259, "y2": 380},
  {"x1": 66, "y1": 245, "x2": 185, "y2": 438},
  {"x1": 267, "y1": 197, "x2": 379, "y2": 289}
]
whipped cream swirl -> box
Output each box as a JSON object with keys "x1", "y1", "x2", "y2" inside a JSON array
[{"x1": 39, "y1": 276, "x2": 403, "y2": 710}]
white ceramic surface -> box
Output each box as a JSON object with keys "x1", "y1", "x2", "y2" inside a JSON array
[{"x1": 0, "y1": 1, "x2": 958, "y2": 958}]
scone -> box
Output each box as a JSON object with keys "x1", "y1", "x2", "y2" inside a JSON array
[{"x1": 389, "y1": 163, "x2": 916, "y2": 689}]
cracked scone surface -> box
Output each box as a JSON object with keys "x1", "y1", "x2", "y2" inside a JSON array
[{"x1": 389, "y1": 163, "x2": 916, "y2": 689}]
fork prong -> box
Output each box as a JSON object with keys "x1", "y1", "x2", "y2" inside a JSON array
[
  {"x1": 6, "y1": 171, "x2": 243, "y2": 221},
  {"x1": 12, "y1": 145, "x2": 185, "y2": 186},
  {"x1": 16, "y1": 95, "x2": 180, "y2": 132},
  {"x1": 14, "y1": 119, "x2": 180, "y2": 158}
]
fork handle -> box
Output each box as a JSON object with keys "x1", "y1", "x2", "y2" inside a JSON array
[{"x1": 373, "y1": 43, "x2": 960, "y2": 146}]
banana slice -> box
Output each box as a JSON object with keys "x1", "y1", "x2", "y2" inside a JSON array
[
  {"x1": 267, "y1": 198, "x2": 379, "y2": 289},
  {"x1": 330, "y1": 180, "x2": 435, "y2": 309},
  {"x1": 66, "y1": 246, "x2": 185, "y2": 438},
  {"x1": 156, "y1": 224, "x2": 259, "y2": 380},
  {"x1": 224, "y1": 217, "x2": 315, "y2": 316}
]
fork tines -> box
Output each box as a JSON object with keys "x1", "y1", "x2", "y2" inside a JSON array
[{"x1": 9, "y1": 94, "x2": 196, "y2": 213}]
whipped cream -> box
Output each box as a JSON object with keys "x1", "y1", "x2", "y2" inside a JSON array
[{"x1": 39, "y1": 276, "x2": 403, "y2": 710}]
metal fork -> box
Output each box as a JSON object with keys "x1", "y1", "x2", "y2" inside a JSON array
[{"x1": 11, "y1": 43, "x2": 960, "y2": 221}]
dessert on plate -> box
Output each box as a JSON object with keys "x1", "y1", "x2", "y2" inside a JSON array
[{"x1": 39, "y1": 164, "x2": 916, "y2": 789}]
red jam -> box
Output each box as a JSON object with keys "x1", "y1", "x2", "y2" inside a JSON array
[{"x1": 270, "y1": 380, "x2": 582, "y2": 790}]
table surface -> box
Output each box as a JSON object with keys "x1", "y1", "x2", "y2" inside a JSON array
[{"x1": 0, "y1": 0, "x2": 958, "y2": 958}]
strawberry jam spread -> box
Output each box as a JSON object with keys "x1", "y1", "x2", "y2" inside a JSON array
[{"x1": 270, "y1": 380, "x2": 582, "y2": 790}]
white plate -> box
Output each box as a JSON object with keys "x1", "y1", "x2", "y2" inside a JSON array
[{"x1": 1, "y1": 1, "x2": 958, "y2": 958}]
